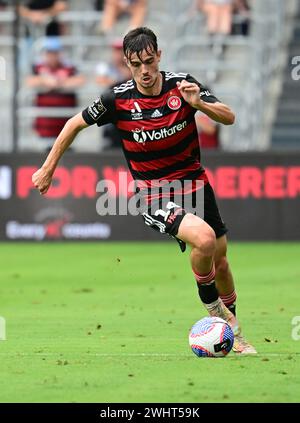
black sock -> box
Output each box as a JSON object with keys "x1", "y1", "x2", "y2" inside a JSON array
[{"x1": 197, "y1": 281, "x2": 219, "y2": 304}]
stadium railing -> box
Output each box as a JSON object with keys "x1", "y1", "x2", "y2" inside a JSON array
[{"x1": 170, "y1": 1, "x2": 287, "y2": 151}]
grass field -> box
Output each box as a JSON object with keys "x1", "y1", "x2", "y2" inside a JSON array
[{"x1": 0, "y1": 242, "x2": 299, "y2": 403}]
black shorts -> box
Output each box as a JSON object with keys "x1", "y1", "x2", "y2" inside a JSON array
[{"x1": 142, "y1": 183, "x2": 228, "y2": 250}]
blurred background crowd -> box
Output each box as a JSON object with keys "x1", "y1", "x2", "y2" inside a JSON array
[{"x1": 0, "y1": 0, "x2": 299, "y2": 152}]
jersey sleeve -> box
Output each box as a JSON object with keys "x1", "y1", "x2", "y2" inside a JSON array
[
  {"x1": 82, "y1": 89, "x2": 116, "y2": 126},
  {"x1": 186, "y1": 74, "x2": 220, "y2": 104}
]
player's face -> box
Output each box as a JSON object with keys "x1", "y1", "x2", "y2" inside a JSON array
[{"x1": 126, "y1": 48, "x2": 162, "y2": 93}]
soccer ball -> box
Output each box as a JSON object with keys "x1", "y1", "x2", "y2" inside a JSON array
[{"x1": 189, "y1": 316, "x2": 234, "y2": 357}]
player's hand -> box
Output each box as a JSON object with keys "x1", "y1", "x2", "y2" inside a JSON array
[
  {"x1": 32, "y1": 167, "x2": 53, "y2": 195},
  {"x1": 176, "y1": 80, "x2": 201, "y2": 108}
]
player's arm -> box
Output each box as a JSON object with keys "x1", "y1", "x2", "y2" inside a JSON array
[
  {"x1": 176, "y1": 79, "x2": 235, "y2": 125},
  {"x1": 32, "y1": 113, "x2": 89, "y2": 195},
  {"x1": 194, "y1": 99, "x2": 235, "y2": 125}
]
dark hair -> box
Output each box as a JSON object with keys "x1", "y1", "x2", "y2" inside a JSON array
[{"x1": 123, "y1": 27, "x2": 158, "y2": 61}]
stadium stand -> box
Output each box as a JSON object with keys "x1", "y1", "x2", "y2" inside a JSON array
[
  {"x1": 0, "y1": 0, "x2": 299, "y2": 152},
  {"x1": 271, "y1": 0, "x2": 300, "y2": 149},
  {"x1": 0, "y1": 7, "x2": 13, "y2": 152}
]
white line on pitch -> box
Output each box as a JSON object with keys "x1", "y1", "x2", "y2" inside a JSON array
[{"x1": 0, "y1": 352, "x2": 298, "y2": 357}]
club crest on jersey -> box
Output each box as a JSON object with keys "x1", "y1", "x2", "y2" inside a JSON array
[
  {"x1": 131, "y1": 101, "x2": 143, "y2": 120},
  {"x1": 167, "y1": 95, "x2": 181, "y2": 110}
]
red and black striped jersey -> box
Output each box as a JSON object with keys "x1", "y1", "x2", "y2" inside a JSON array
[{"x1": 82, "y1": 71, "x2": 219, "y2": 195}]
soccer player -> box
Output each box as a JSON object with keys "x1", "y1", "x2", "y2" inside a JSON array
[{"x1": 32, "y1": 27, "x2": 256, "y2": 354}]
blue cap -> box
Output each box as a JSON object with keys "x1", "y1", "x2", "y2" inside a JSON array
[{"x1": 44, "y1": 37, "x2": 62, "y2": 52}]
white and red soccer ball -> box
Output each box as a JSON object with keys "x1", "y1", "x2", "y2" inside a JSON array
[{"x1": 189, "y1": 317, "x2": 234, "y2": 357}]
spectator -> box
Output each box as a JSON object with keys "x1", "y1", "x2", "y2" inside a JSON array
[
  {"x1": 231, "y1": 0, "x2": 251, "y2": 36},
  {"x1": 19, "y1": 0, "x2": 68, "y2": 36},
  {"x1": 98, "y1": 0, "x2": 147, "y2": 35},
  {"x1": 198, "y1": 0, "x2": 233, "y2": 36},
  {"x1": 95, "y1": 38, "x2": 131, "y2": 87},
  {"x1": 195, "y1": 111, "x2": 220, "y2": 149},
  {"x1": 26, "y1": 37, "x2": 85, "y2": 147},
  {"x1": 95, "y1": 38, "x2": 131, "y2": 149}
]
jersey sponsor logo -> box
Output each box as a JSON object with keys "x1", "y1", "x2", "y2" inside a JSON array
[
  {"x1": 167, "y1": 95, "x2": 182, "y2": 110},
  {"x1": 131, "y1": 101, "x2": 143, "y2": 120},
  {"x1": 132, "y1": 128, "x2": 147, "y2": 144},
  {"x1": 151, "y1": 109, "x2": 163, "y2": 118},
  {"x1": 87, "y1": 98, "x2": 107, "y2": 121},
  {"x1": 132, "y1": 121, "x2": 187, "y2": 143}
]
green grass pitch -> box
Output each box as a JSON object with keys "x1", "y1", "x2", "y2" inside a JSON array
[{"x1": 0, "y1": 242, "x2": 299, "y2": 403}]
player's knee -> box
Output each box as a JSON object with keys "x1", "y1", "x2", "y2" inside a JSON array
[
  {"x1": 178, "y1": 213, "x2": 216, "y2": 256},
  {"x1": 215, "y1": 256, "x2": 229, "y2": 277},
  {"x1": 194, "y1": 227, "x2": 216, "y2": 257}
]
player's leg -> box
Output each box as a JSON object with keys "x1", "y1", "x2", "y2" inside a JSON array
[
  {"x1": 215, "y1": 243, "x2": 257, "y2": 353},
  {"x1": 176, "y1": 213, "x2": 238, "y2": 333},
  {"x1": 203, "y1": 183, "x2": 236, "y2": 313},
  {"x1": 201, "y1": 183, "x2": 236, "y2": 314},
  {"x1": 214, "y1": 234, "x2": 237, "y2": 316},
  {"x1": 214, "y1": 238, "x2": 257, "y2": 353},
  {"x1": 201, "y1": 183, "x2": 257, "y2": 353},
  {"x1": 142, "y1": 198, "x2": 238, "y2": 331},
  {"x1": 178, "y1": 215, "x2": 256, "y2": 354},
  {"x1": 209, "y1": 228, "x2": 257, "y2": 353},
  {"x1": 177, "y1": 212, "x2": 216, "y2": 275},
  {"x1": 142, "y1": 200, "x2": 256, "y2": 354}
]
